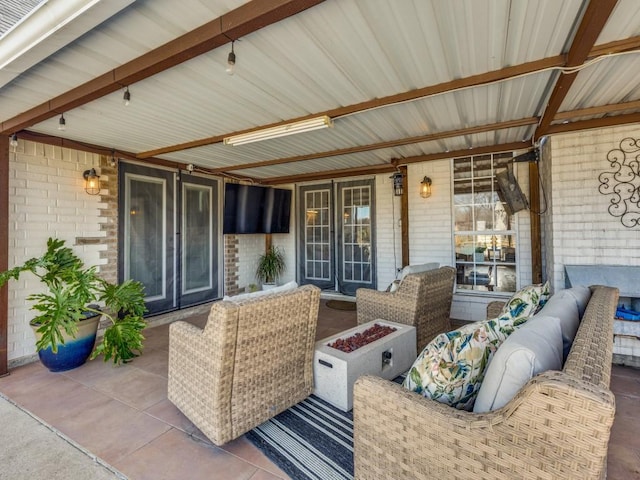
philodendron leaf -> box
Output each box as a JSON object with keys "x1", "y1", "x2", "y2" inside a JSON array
[
  {"x1": 91, "y1": 315, "x2": 146, "y2": 365},
  {"x1": 28, "y1": 287, "x2": 84, "y2": 353}
]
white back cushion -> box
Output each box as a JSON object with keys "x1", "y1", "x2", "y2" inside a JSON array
[
  {"x1": 473, "y1": 315, "x2": 563, "y2": 413},
  {"x1": 399, "y1": 262, "x2": 439, "y2": 281},
  {"x1": 223, "y1": 280, "x2": 298, "y2": 303}
]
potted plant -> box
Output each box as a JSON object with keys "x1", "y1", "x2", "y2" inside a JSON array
[
  {"x1": 255, "y1": 246, "x2": 286, "y2": 289},
  {"x1": 0, "y1": 238, "x2": 147, "y2": 371},
  {"x1": 474, "y1": 245, "x2": 486, "y2": 263}
]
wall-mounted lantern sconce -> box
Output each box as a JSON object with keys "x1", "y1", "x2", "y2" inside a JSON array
[
  {"x1": 420, "y1": 176, "x2": 432, "y2": 198},
  {"x1": 83, "y1": 168, "x2": 101, "y2": 195},
  {"x1": 390, "y1": 171, "x2": 404, "y2": 196}
]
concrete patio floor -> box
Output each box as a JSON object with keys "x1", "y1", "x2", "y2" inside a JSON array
[{"x1": 0, "y1": 300, "x2": 638, "y2": 479}]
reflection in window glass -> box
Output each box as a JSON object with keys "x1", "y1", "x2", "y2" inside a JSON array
[{"x1": 453, "y1": 152, "x2": 518, "y2": 294}]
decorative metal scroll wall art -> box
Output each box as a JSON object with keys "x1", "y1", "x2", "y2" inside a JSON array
[{"x1": 598, "y1": 137, "x2": 640, "y2": 228}]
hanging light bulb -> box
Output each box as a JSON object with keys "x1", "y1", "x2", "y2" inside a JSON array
[
  {"x1": 123, "y1": 86, "x2": 131, "y2": 106},
  {"x1": 226, "y1": 41, "x2": 236, "y2": 75},
  {"x1": 58, "y1": 114, "x2": 66, "y2": 131},
  {"x1": 9, "y1": 133, "x2": 18, "y2": 148}
]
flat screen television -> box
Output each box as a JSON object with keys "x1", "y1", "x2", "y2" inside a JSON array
[{"x1": 223, "y1": 183, "x2": 291, "y2": 234}]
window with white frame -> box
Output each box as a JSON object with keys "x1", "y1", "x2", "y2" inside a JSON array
[{"x1": 453, "y1": 152, "x2": 518, "y2": 294}]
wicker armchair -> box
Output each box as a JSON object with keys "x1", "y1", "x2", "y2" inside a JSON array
[
  {"x1": 353, "y1": 285, "x2": 618, "y2": 480},
  {"x1": 486, "y1": 300, "x2": 505, "y2": 319},
  {"x1": 356, "y1": 266, "x2": 456, "y2": 353},
  {"x1": 167, "y1": 284, "x2": 320, "y2": 446}
]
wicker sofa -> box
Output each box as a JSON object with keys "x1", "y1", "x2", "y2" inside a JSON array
[
  {"x1": 353, "y1": 285, "x2": 618, "y2": 480},
  {"x1": 356, "y1": 266, "x2": 456, "y2": 352},
  {"x1": 167, "y1": 284, "x2": 320, "y2": 446}
]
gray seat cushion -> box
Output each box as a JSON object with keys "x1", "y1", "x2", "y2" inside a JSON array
[{"x1": 473, "y1": 315, "x2": 563, "y2": 413}]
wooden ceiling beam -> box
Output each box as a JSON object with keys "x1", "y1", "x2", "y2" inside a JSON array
[
  {"x1": 588, "y1": 35, "x2": 640, "y2": 57},
  {"x1": 534, "y1": 0, "x2": 619, "y2": 139},
  {"x1": 261, "y1": 163, "x2": 396, "y2": 185},
  {"x1": 545, "y1": 112, "x2": 640, "y2": 135},
  {"x1": 213, "y1": 117, "x2": 538, "y2": 173},
  {"x1": 394, "y1": 142, "x2": 530, "y2": 167},
  {"x1": 137, "y1": 56, "x2": 563, "y2": 158},
  {"x1": 261, "y1": 141, "x2": 529, "y2": 186},
  {"x1": 136, "y1": 34, "x2": 640, "y2": 159},
  {"x1": 554, "y1": 99, "x2": 640, "y2": 120},
  {"x1": 0, "y1": 0, "x2": 325, "y2": 135}
]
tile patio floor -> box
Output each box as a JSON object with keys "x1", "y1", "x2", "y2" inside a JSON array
[{"x1": 0, "y1": 300, "x2": 639, "y2": 479}]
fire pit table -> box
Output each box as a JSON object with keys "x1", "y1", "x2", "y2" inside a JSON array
[{"x1": 313, "y1": 320, "x2": 417, "y2": 411}]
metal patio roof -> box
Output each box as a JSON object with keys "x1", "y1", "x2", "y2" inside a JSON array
[{"x1": 1, "y1": 0, "x2": 639, "y2": 184}]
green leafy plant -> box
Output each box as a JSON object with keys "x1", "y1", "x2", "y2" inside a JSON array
[
  {"x1": 255, "y1": 246, "x2": 286, "y2": 285},
  {"x1": 475, "y1": 245, "x2": 487, "y2": 253},
  {"x1": 0, "y1": 238, "x2": 147, "y2": 365}
]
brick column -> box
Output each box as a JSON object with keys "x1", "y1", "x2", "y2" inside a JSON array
[
  {"x1": 224, "y1": 234, "x2": 240, "y2": 295},
  {"x1": 98, "y1": 155, "x2": 118, "y2": 283}
]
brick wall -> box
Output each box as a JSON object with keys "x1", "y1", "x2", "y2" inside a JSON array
[
  {"x1": 7, "y1": 140, "x2": 107, "y2": 362},
  {"x1": 545, "y1": 124, "x2": 640, "y2": 293},
  {"x1": 224, "y1": 234, "x2": 240, "y2": 295}
]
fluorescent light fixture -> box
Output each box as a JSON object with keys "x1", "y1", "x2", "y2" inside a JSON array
[{"x1": 224, "y1": 116, "x2": 333, "y2": 146}]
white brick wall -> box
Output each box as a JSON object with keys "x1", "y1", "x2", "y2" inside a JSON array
[
  {"x1": 408, "y1": 160, "x2": 453, "y2": 266},
  {"x1": 546, "y1": 125, "x2": 640, "y2": 292},
  {"x1": 7, "y1": 140, "x2": 106, "y2": 361},
  {"x1": 374, "y1": 173, "x2": 403, "y2": 289}
]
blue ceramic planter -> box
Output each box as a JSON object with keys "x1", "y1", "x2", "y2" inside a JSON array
[{"x1": 32, "y1": 314, "x2": 100, "y2": 372}]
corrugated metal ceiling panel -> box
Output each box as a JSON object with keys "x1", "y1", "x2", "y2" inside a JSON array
[
  {"x1": 559, "y1": 55, "x2": 640, "y2": 113},
  {"x1": 0, "y1": 0, "x2": 246, "y2": 119},
  {"x1": 6, "y1": 0, "x2": 640, "y2": 183}
]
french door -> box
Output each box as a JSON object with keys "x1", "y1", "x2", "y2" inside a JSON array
[
  {"x1": 298, "y1": 179, "x2": 376, "y2": 295},
  {"x1": 119, "y1": 163, "x2": 220, "y2": 314}
]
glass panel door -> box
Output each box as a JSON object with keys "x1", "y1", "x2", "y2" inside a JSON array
[
  {"x1": 121, "y1": 164, "x2": 175, "y2": 313},
  {"x1": 180, "y1": 176, "x2": 218, "y2": 306},
  {"x1": 120, "y1": 163, "x2": 220, "y2": 314},
  {"x1": 297, "y1": 180, "x2": 376, "y2": 295},
  {"x1": 298, "y1": 184, "x2": 334, "y2": 290},
  {"x1": 337, "y1": 180, "x2": 375, "y2": 295}
]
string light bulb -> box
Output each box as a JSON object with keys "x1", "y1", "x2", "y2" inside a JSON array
[
  {"x1": 123, "y1": 86, "x2": 131, "y2": 106},
  {"x1": 226, "y1": 41, "x2": 236, "y2": 75},
  {"x1": 58, "y1": 114, "x2": 66, "y2": 131}
]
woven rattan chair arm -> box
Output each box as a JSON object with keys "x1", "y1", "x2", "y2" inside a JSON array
[
  {"x1": 354, "y1": 372, "x2": 615, "y2": 480},
  {"x1": 170, "y1": 319, "x2": 204, "y2": 338},
  {"x1": 168, "y1": 321, "x2": 210, "y2": 365},
  {"x1": 356, "y1": 288, "x2": 415, "y2": 326},
  {"x1": 486, "y1": 300, "x2": 505, "y2": 319}
]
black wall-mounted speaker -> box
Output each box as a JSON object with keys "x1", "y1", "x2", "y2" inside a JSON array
[{"x1": 496, "y1": 167, "x2": 529, "y2": 215}]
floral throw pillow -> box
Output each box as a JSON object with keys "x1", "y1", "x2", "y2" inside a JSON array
[
  {"x1": 403, "y1": 316, "x2": 524, "y2": 411},
  {"x1": 499, "y1": 281, "x2": 550, "y2": 321}
]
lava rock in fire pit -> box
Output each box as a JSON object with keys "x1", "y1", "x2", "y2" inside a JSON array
[{"x1": 327, "y1": 323, "x2": 397, "y2": 353}]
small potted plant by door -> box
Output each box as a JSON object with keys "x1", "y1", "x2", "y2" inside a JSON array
[
  {"x1": 255, "y1": 246, "x2": 286, "y2": 290},
  {"x1": 0, "y1": 237, "x2": 147, "y2": 371}
]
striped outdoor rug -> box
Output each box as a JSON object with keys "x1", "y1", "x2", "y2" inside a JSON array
[
  {"x1": 246, "y1": 394, "x2": 354, "y2": 480},
  {"x1": 246, "y1": 375, "x2": 405, "y2": 480}
]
